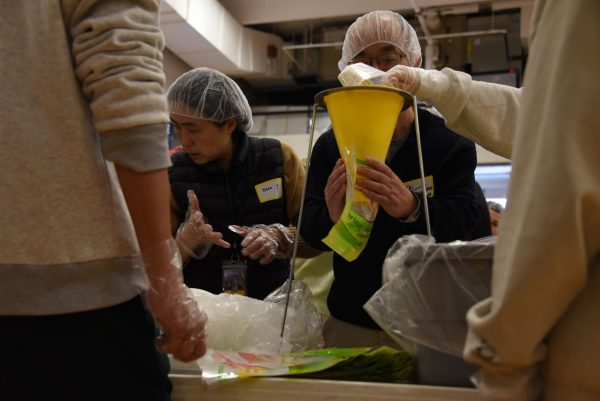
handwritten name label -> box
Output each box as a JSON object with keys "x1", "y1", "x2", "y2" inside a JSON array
[{"x1": 255, "y1": 178, "x2": 283, "y2": 203}]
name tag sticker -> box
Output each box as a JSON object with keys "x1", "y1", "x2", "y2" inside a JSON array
[
  {"x1": 255, "y1": 178, "x2": 283, "y2": 203},
  {"x1": 404, "y1": 175, "x2": 434, "y2": 197}
]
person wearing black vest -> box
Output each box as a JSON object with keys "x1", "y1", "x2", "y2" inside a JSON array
[{"x1": 166, "y1": 68, "x2": 305, "y2": 300}]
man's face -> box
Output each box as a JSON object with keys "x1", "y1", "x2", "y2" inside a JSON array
[
  {"x1": 349, "y1": 43, "x2": 409, "y2": 72},
  {"x1": 489, "y1": 208, "x2": 501, "y2": 235}
]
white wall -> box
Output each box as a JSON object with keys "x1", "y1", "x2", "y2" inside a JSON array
[
  {"x1": 475, "y1": 144, "x2": 510, "y2": 164},
  {"x1": 163, "y1": 47, "x2": 192, "y2": 87}
]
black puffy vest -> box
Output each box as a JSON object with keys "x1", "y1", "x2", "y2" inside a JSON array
[{"x1": 169, "y1": 131, "x2": 290, "y2": 299}]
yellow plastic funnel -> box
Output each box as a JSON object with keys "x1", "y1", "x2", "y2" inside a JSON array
[
  {"x1": 315, "y1": 86, "x2": 413, "y2": 261},
  {"x1": 320, "y1": 86, "x2": 410, "y2": 203}
]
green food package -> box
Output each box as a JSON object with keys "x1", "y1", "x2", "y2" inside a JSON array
[
  {"x1": 197, "y1": 346, "x2": 413, "y2": 384},
  {"x1": 322, "y1": 201, "x2": 375, "y2": 262}
]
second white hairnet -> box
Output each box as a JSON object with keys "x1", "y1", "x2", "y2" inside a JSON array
[
  {"x1": 339, "y1": 10, "x2": 422, "y2": 71},
  {"x1": 167, "y1": 67, "x2": 253, "y2": 132}
]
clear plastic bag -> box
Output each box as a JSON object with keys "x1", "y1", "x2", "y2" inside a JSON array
[
  {"x1": 264, "y1": 280, "x2": 324, "y2": 352},
  {"x1": 365, "y1": 234, "x2": 495, "y2": 357},
  {"x1": 191, "y1": 279, "x2": 322, "y2": 354}
]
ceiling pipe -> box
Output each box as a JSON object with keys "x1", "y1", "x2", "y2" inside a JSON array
[
  {"x1": 281, "y1": 29, "x2": 506, "y2": 67},
  {"x1": 281, "y1": 41, "x2": 344, "y2": 72},
  {"x1": 282, "y1": 29, "x2": 505, "y2": 51},
  {"x1": 420, "y1": 28, "x2": 507, "y2": 40},
  {"x1": 283, "y1": 2, "x2": 506, "y2": 71},
  {"x1": 282, "y1": 42, "x2": 344, "y2": 50}
]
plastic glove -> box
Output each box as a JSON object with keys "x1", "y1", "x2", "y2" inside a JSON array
[
  {"x1": 142, "y1": 238, "x2": 208, "y2": 362},
  {"x1": 385, "y1": 65, "x2": 423, "y2": 95},
  {"x1": 229, "y1": 224, "x2": 294, "y2": 265},
  {"x1": 176, "y1": 190, "x2": 230, "y2": 261}
]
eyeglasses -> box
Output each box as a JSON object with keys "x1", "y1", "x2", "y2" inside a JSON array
[{"x1": 348, "y1": 52, "x2": 407, "y2": 71}]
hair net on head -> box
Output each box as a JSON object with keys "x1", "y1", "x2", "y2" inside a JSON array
[
  {"x1": 338, "y1": 10, "x2": 422, "y2": 71},
  {"x1": 167, "y1": 67, "x2": 253, "y2": 132}
]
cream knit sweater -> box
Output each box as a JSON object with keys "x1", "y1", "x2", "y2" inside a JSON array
[{"x1": 414, "y1": 0, "x2": 600, "y2": 399}]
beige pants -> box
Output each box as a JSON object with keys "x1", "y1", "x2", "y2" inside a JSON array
[{"x1": 323, "y1": 316, "x2": 402, "y2": 349}]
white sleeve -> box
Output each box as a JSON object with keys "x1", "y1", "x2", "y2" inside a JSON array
[{"x1": 416, "y1": 68, "x2": 521, "y2": 160}]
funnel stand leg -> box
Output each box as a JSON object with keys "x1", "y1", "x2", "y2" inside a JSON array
[
  {"x1": 280, "y1": 104, "x2": 320, "y2": 339},
  {"x1": 413, "y1": 97, "x2": 432, "y2": 237}
]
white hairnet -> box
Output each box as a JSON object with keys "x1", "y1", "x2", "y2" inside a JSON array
[
  {"x1": 339, "y1": 10, "x2": 422, "y2": 71},
  {"x1": 167, "y1": 67, "x2": 253, "y2": 132}
]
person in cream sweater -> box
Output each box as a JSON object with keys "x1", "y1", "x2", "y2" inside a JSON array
[
  {"x1": 0, "y1": 2, "x2": 207, "y2": 400},
  {"x1": 386, "y1": 1, "x2": 600, "y2": 399}
]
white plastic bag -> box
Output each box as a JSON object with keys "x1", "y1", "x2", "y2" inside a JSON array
[{"x1": 192, "y1": 280, "x2": 322, "y2": 354}]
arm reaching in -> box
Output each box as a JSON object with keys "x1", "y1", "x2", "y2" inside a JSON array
[
  {"x1": 386, "y1": 65, "x2": 521, "y2": 159},
  {"x1": 67, "y1": 0, "x2": 208, "y2": 363},
  {"x1": 116, "y1": 166, "x2": 207, "y2": 363}
]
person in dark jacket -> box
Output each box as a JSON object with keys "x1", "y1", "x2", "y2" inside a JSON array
[
  {"x1": 167, "y1": 68, "x2": 306, "y2": 300},
  {"x1": 301, "y1": 10, "x2": 487, "y2": 347}
]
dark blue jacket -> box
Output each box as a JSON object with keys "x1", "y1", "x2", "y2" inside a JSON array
[{"x1": 301, "y1": 108, "x2": 485, "y2": 328}]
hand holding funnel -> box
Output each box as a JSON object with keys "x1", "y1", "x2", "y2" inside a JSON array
[{"x1": 315, "y1": 86, "x2": 412, "y2": 261}]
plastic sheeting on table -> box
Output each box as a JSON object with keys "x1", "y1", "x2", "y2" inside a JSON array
[{"x1": 192, "y1": 280, "x2": 322, "y2": 354}]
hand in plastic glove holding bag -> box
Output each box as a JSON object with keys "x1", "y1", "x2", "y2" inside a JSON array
[
  {"x1": 325, "y1": 157, "x2": 418, "y2": 222},
  {"x1": 142, "y1": 239, "x2": 208, "y2": 362},
  {"x1": 356, "y1": 157, "x2": 418, "y2": 220},
  {"x1": 176, "y1": 190, "x2": 231, "y2": 262},
  {"x1": 229, "y1": 224, "x2": 294, "y2": 265}
]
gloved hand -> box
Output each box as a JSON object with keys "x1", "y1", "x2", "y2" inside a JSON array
[
  {"x1": 386, "y1": 65, "x2": 455, "y2": 106},
  {"x1": 142, "y1": 239, "x2": 207, "y2": 362},
  {"x1": 229, "y1": 223, "x2": 294, "y2": 265},
  {"x1": 385, "y1": 64, "x2": 423, "y2": 95},
  {"x1": 176, "y1": 190, "x2": 230, "y2": 261}
]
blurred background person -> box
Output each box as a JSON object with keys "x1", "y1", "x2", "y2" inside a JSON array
[
  {"x1": 487, "y1": 201, "x2": 504, "y2": 236},
  {"x1": 0, "y1": 2, "x2": 207, "y2": 401}
]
